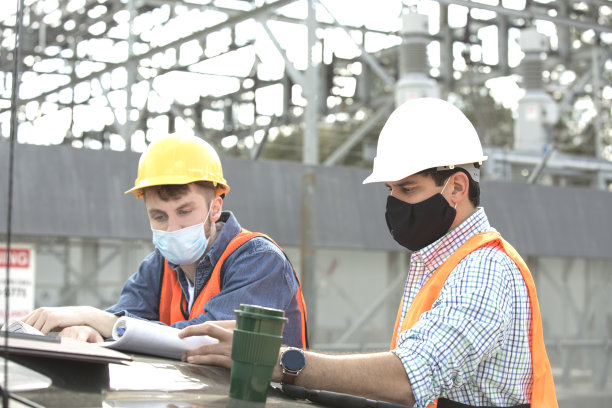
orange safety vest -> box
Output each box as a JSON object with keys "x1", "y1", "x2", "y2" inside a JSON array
[
  {"x1": 390, "y1": 231, "x2": 557, "y2": 408},
  {"x1": 158, "y1": 229, "x2": 309, "y2": 348}
]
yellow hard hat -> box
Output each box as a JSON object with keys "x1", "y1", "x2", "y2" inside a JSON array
[{"x1": 125, "y1": 134, "x2": 230, "y2": 198}]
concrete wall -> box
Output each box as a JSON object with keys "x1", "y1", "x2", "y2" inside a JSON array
[{"x1": 19, "y1": 235, "x2": 612, "y2": 394}]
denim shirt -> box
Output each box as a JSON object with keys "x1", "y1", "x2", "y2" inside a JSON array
[{"x1": 107, "y1": 211, "x2": 305, "y2": 347}]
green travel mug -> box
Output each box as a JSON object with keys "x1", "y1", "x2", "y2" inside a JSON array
[{"x1": 228, "y1": 304, "x2": 288, "y2": 404}]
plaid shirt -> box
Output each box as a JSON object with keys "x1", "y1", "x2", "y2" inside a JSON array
[{"x1": 392, "y1": 208, "x2": 532, "y2": 407}]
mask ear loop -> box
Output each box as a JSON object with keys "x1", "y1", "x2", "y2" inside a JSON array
[
  {"x1": 204, "y1": 199, "x2": 215, "y2": 238},
  {"x1": 441, "y1": 177, "x2": 457, "y2": 209},
  {"x1": 441, "y1": 177, "x2": 451, "y2": 194},
  {"x1": 204, "y1": 200, "x2": 213, "y2": 224}
]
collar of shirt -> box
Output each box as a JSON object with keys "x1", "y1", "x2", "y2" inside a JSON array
[
  {"x1": 412, "y1": 207, "x2": 492, "y2": 275},
  {"x1": 200, "y1": 210, "x2": 241, "y2": 270}
]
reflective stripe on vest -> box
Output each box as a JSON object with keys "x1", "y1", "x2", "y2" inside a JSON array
[
  {"x1": 390, "y1": 231, "x2": 558, "y2": 408},
  {"x1": 158, "y1": 229, "x2": 309, "y2": 348}
]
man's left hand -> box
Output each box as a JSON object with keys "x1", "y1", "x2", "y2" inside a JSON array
[{"x1": 59, "y1": 325, "x2": 104, "y2": 343}]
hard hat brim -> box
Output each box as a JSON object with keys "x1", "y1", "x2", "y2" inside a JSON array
[
  {"x1": 125, "y1": 178, "x2": 230, "y2": 198},
  {"x1": 363, "y1": 156, "x2": 488, "y2": 184}
]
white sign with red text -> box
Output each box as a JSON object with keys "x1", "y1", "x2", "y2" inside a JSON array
[{"x1": 0, "y1": 244, "x2": 35, "y2": 326}]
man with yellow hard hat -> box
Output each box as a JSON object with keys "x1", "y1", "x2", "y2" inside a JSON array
[
  {"x1": 179, "y1": 98, "x2": 557, "y2": 408},
  {"x1": 22, "y1": 134, "x2": 308, "y2": 348}
]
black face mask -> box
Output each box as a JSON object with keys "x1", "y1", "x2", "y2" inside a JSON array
[{"x1": 385, "y1": 193, "x2": 456, "y2": 251}]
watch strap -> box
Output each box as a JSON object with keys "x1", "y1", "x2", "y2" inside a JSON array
[{"x1": 281, "y1": 369, "x2": 299, "y2": 385}]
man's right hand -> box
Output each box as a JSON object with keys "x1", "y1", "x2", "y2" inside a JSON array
[{"x1": 21, "y1": 306, "x2": 117, "y2": 338}]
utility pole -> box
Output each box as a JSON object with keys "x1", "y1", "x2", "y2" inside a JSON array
[{"x1": 300, "y1": 0, "x2": 319, "y2": 343}]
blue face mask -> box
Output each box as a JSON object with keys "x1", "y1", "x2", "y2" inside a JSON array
[{"x1": 151, "y1": 205, "x2": 212, "y2": 266}]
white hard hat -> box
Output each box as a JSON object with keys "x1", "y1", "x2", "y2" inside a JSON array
[{"x1": 363, "y1": 98, "x2": 488, "y2": 184}]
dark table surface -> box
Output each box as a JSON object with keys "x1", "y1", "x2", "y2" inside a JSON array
[{"x1": 8, "y1": 352, "x2": 323, "y2": 408}]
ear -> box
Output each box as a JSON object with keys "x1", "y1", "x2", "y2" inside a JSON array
[
  {"x1": 449, "y1": 171, "x2": 469, "y2": 206},
  {"x1": 209, "y1": 195, "x2": 223, "y2": 222}
]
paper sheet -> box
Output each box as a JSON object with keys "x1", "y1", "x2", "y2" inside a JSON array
[
  {"x1": 97, "y1": 316, "x2": 218, "y2": 360},
  {"x1": 2, "y1": 320, "x2": 45, "y2": 336}
]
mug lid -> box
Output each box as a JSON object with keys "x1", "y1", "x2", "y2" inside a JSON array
[{"x1": 235, "y1": 304, "x2": 286, "y2": 318}]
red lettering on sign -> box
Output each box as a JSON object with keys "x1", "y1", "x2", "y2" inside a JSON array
[{"x1": 0, "y1": 249, "x2": 30, "y2": 268}]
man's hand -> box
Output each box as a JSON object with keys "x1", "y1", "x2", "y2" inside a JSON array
[
  {"x1": 179, "y1": 320, "x2": 236, "y2": 369},
  {"x1": 58, "y1": 325, "x2": 104, "y2": 343},
  {"x1": 21, "y1": 306, "x2": 117, "y2": 338},
  {"x1": 22, "y1": 306, "x2": 90, "y2": 334}
]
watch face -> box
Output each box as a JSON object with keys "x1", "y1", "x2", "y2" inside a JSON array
[{"x1": 282, "y1": 349, "x2": 306, "y2": 372}]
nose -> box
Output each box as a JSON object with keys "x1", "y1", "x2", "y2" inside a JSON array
[{"x1": 166, "y1": 216, "x2": 182, "y2": 232}]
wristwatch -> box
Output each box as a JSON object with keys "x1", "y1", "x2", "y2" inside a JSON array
[{"x1": 279, "y1": 347, "x2": 306, "y2": 385}]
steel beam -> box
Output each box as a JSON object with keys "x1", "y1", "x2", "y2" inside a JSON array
[
  {"x1": 316, "y1": 0, "x2": 396, "y2": 89},
  {"x1": 3, "y1": 0, "x2": 297, "y2": 111},
  {"x1": 436, "y1": 0, "x2": 612, "y2": 33},
  {"x1": 258, "y1": 18, "x2": 305, "y2": 88},
  {"x1": 487, "y1": 149, "x2": 612, "y2": 173},
  {"x1": 303, "y1": 0, "x2": 319, "y2": 165},
  {"x1": 323, "y1": 98, "x2": 393, "y2": 166}
]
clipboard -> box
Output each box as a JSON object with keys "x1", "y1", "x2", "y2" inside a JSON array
[{"x1": 1, "y1": 332, "x2": 133, "y2": 392}]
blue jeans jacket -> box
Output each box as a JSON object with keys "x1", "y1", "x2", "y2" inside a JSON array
[{"x1": 107, "y1": 211, "x2": 305, "y2": 348}]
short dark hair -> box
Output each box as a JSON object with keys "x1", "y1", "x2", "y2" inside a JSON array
[
  {"x1": 417, "y1": 164, "x2": 481, "y2": 207},
  {"x1": 144, "y1": 181, "x2": 216, "y2": 202}
]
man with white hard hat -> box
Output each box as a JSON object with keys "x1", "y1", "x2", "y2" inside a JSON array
[{"x1": 180, "y1": 98, "x2": 558, "y2": 408}]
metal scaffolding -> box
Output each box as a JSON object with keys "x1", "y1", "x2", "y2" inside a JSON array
[{"x1": 0, "y1": 0, "x2": 610, "y2": 188}]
